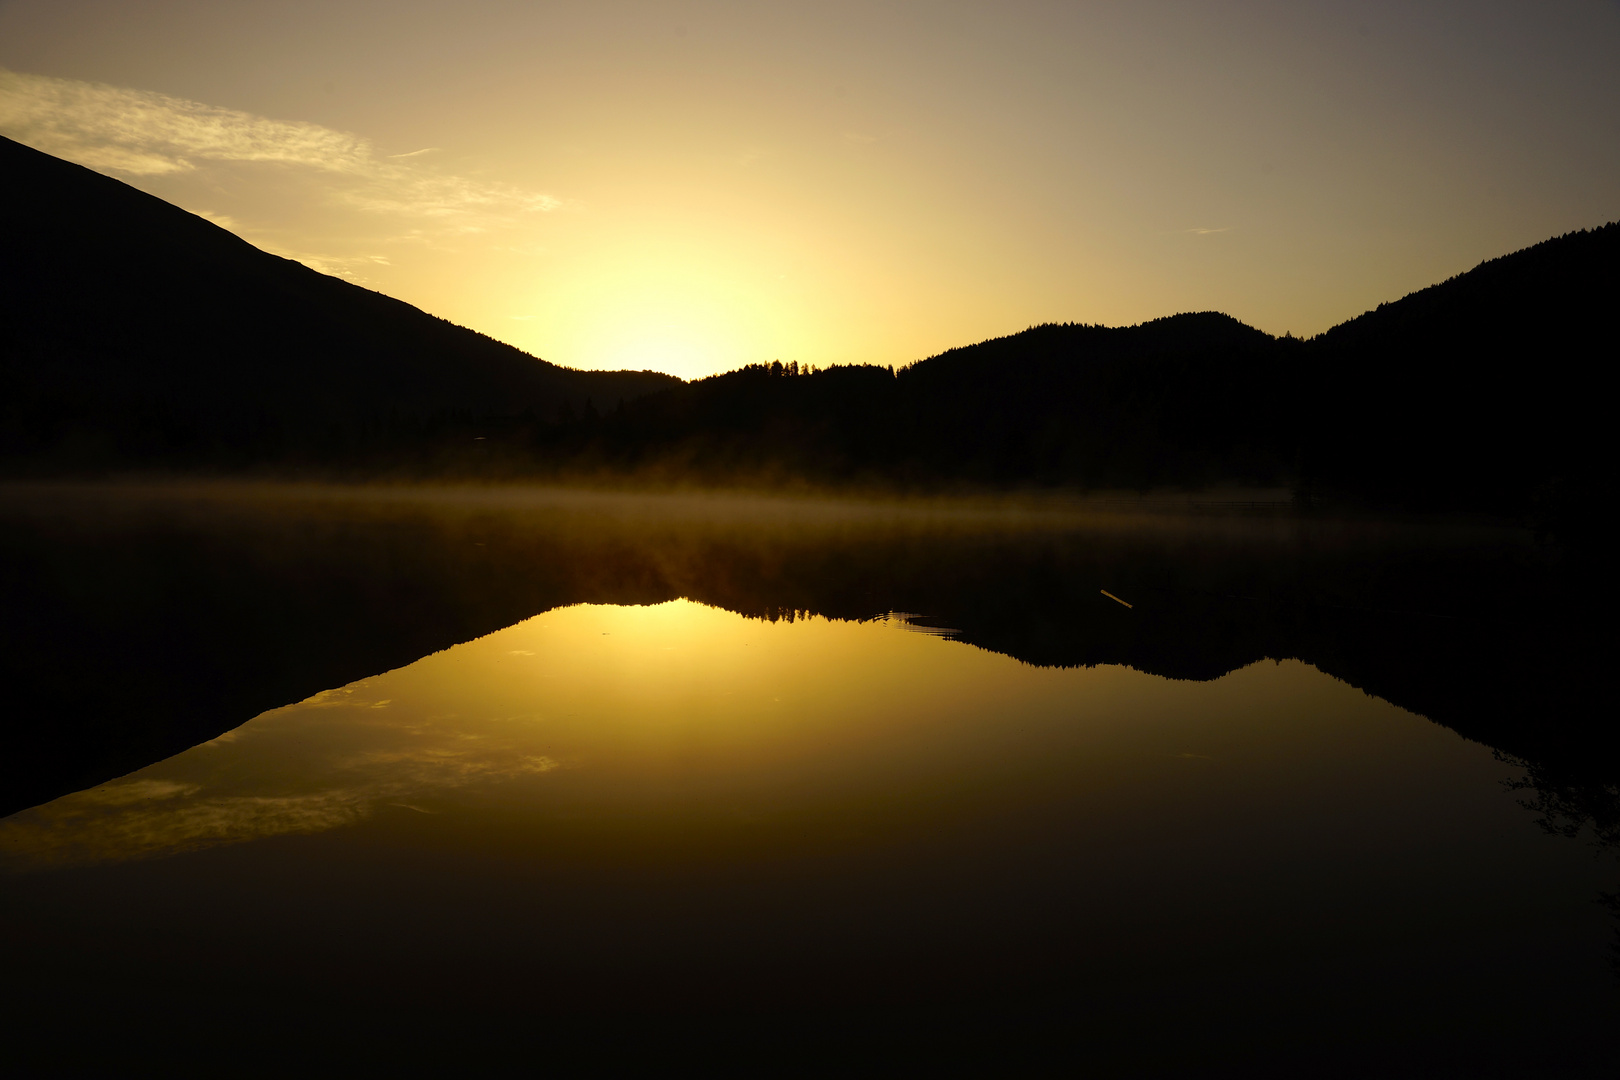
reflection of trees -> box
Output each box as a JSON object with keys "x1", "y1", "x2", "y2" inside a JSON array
[
  {"x1": 6, "y1": 485, "x2": 1619, "y2": 977},
  {"x1": 2, "y1": 487, "x2": 1611, "y2": 821},
  {"x1": 1501, "y1": 752, "x2": 1620, "y2": 974}
]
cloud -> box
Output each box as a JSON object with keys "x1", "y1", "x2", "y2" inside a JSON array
[
  {"x1": 0, "y1": 67, "x2": 370, "y2": 175},
  {"x1": 0, "y1": 736, "x2": 561, "y2": 871},
  {"x1": 0, "y1": 67, "x2": 559, "y2": 221},
  {"x1": 345, "y1": 171, "x2": 559, "y2": 217},
  {"x1": 1185, "y1": 226, "x2": 1232, "y2": 235},
  {"x1": 0, "y1": 785, "x2": 372, "y2": 868},
  {"x1": 192, "y1": 208, "x2": 240, "y2": 231},
  {"x1": 248, "y1": 245, "x2": 379, "y2": 280}
]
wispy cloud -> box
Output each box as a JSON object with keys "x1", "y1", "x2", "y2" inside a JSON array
[
  {"x1": 192, "y1": 208, "x2": 240, "y2": 231},
  {"x1": 1185, "y1": 226, "x2": 1232, "y2": 235},
  {"x1": 245, "y1": 245, "x2": 382, "y2": 280},
  {"x1": 0, "y1": 722, "x2": 562, "y2": 870},
  {"x1": 0, "y1": 67, "x2": 371, "y2": 175},
  {"x1": 0, "y1": 67, "x2": 559, "y2": 221}
]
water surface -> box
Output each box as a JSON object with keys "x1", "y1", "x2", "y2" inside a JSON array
[{"x1": 1, "y1": 485, "x2": 1614, "y2": 1073}]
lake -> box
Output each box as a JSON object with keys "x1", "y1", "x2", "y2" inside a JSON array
[{"x1": 1, "y1": 484, "x2": 1614, "y2": 1075}]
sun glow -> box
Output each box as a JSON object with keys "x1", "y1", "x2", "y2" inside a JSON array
[
  {"x1": 3, "y1": 5, "x2": 1615, "y2": 379},
  {"x1": 523, "y1": 244, "x2": 794, "y2": 380}
]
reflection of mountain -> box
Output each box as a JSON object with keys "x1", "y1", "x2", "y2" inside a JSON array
[
  {"x1": 2, "y1": 488, "x2": 1609, "y2": 816},
  {"x1": 0, "y1": 136, "x2": 679, "y2": 469}
]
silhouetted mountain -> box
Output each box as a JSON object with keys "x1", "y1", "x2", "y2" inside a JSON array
[
  {"x1": 535, "y1": 223, "x2": 1616, "y2": 514},
  {"x1": 1302, "y1": 223, "x2": 1618, "y2": 516},
  {"x1": 4, "y1": 135, "x2": 1613, "y2": 516},
  {"x1": 0, "y1": 135, "x2": 680, "y2": 470},
  {"x1": 567, "y1": 313, "x2": 1298, "y2": 490}
]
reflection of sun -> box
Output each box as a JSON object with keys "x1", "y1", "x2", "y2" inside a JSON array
[{"x1": 4, "y1": 599, "x2": 1031, "y2": 873}]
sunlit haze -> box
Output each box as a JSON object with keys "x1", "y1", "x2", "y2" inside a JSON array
[{"x1": 2, "y1": 0, "x2": 1617, "y2": 378}]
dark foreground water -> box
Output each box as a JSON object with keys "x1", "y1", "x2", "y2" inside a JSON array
[{"x1": 1, "y1": 485, "x2": 1615, "y2": 1075}]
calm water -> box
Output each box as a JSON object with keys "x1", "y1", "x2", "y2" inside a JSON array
[{"x1": 1, "y1": 485, "x2": 1614, "y2": 1074}]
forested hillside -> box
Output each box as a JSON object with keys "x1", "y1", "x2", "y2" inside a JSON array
[
  {"x1": 0, "y1": 135, "x2": 680, "y2": 470},
  {"x1": 3, "y1": 133, "x2": 1613, "y2": 520},
  {"x1": 1302, "y1": 223, "x2": 1615, "y2": 514},
  {"x1": 567, "y1": 312, "x2": 1301, "y2": 491},
  {"x1": 532, "y1": 221, "x2": 1616, "y2": 515}
]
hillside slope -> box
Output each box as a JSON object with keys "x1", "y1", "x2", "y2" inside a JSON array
[
  {"x1": 0, "y1": 135, "x2": 680, "y2": 468},
  {"x1": 585, "y1": 225, "x2": 1615, "y2": 509},
  {"x1": 1302, "y1": 223, "x2": 1618, "y2": 510},
  {"x1": 4, "y1": 131, "x2": 1611, "y2": 511},
  {"x1": 587, "y1": 312, "x2": 1301, "y2": 490}
]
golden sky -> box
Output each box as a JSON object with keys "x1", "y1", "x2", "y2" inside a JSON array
[{"x1": 3, "y1": 0, "x2": 1617, "y2": 379}]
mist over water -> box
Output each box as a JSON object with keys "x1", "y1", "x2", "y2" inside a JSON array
[{"x1": 1, "y1": 483, "x2": 1615, "y2": 1073}]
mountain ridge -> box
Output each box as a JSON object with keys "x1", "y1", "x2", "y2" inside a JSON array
[
  {"x1": 588, "y1": 224, "x2": 1612, "y2": 509},
  {"x1": 4, "y1": 134, "x2": 1613, "y2": 518},
  {"x1": 0, "y1": 134, "x2": 681, "y2": 468}
]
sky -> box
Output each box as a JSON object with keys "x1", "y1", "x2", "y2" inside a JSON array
[{"x1": 2, "y1": 1, "x2": 1617, "y2": 380}]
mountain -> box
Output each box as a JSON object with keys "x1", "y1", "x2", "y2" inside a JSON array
[
  {"x1": 0, "y1": 135, "x2": 681, "y2": 469},
  {"x1": 571, "y1": 224, "x2": 1616, "y2": 512},
  {"x1": 551, "y1": 312, "x2": 1301, "y2": 491},
  {"x1": 3, "y1": 133, "x2": 1613, "y2": 512},
  {"x1": 1302, "y1": 223, "x2": 1618, "y2": 513}
]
